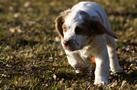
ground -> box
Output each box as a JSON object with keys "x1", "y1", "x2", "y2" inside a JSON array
[{"x1": 0, "y1": 0, "x2": 137, "y2": 89}]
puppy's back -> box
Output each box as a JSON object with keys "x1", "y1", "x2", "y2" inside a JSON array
[{"x1": 72, "y1": 2, "x2": 112, "y2": 33}]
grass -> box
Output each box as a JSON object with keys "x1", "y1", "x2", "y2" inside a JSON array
[{"x1": 0, "y1": 0, "x2": 137, "y2": 89}]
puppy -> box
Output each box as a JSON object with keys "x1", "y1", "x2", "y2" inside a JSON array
[{"x1": 55, "y1": 1, "x2": 122, "y2": 85}]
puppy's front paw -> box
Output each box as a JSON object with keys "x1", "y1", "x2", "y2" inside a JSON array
[
  {"x1": 94, "y1": 78, "x2": 108, "y2": 86},
  {"x1": 111, "y1": 68, "x2": 123, "y2": 75}
]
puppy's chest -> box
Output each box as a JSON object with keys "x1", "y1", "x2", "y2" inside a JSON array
[{"x1": 79, "y1": 45, "x2": 93, "y2": 57}]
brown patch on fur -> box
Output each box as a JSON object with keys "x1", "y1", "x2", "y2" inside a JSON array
[
  {"x1": 78, "y1": 11, "x2": 118, "y2": 39},
  {"x1": 55, "y1": 9, "x2": 71, "y2": 38},
  {"x1": 75, "y1": 21, "x2": 93, "y2": 36},
  {"x1": 75, "y1": 17, "x2": 105, "y2": 37}
]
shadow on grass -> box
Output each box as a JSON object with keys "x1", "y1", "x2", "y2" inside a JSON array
[
  {"x1": 109, "y1": 59, "x2": 137, "y2": 85},
  {"x1": 54, "y1": 67, "x2": 95, "y2": 82},
  {"x1": 54, "y1": 60, "x2": 137, "y2": 85}
]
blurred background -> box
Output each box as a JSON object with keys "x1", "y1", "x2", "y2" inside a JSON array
[{"x1": 0, "y1": 0, "x2": 137, "y2": 89}]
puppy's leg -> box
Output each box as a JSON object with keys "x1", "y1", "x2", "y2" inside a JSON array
[
  {"x1": 81, "y1": 57, "x2": 92, "y2": 76},
  {"x1": 67, "y1": 53, "x2": 84, "y2": 74},
  {"x1": 65, "y1": 51, "x2": 92, "y2": 76},
  {"x1": 93, "y1": 45, "x2": 109, "y2": 85},
  {"x1": 106, "y1": 35, "x2": 122, "y2": 73}
]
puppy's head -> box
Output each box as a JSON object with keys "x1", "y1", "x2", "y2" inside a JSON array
[{"x1": 55, "y1": 10, "x2": 118, "y2": 51}]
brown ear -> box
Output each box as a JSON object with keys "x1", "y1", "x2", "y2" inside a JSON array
[
  {"x1": 55, "y1": 9, "x2": 71, "y2": 38},
  {"x1": 90, "y1": 19, "x2": 118, "y2": 39},
  {"x1": 80, "y1": 11, "x2": 118, "y2": 39},
  {"x1": 55, "y1": 15, "x2": 64, "y2": 38}
]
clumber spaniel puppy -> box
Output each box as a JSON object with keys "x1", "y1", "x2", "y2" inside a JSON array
[{"x1": 55, "y1": 1, "x2": 122, "y2": 85}]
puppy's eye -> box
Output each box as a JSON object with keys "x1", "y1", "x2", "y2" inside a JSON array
[
  {"x1": 75, "y1": 27, "x2": 82, "y2": 34},
  {"x1": 63, "y1": 26, "x2": 67, "y2": 32}
]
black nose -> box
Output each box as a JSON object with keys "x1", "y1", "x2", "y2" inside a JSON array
[{"x1": 63, "y1": 40, "x2": 71, "y2": 47}]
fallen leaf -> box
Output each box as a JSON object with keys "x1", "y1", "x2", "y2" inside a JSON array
[
  {"x1": 53, "y1": 74, "x2": 57, "y2": 80},
  {"x1": 111, "y1": 80, "x2": 118, "y2": 87},
  {"x1": 120, "y1": 80, "x2": 127, "y2": 89}
]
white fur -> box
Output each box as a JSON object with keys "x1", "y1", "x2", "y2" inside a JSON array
[{"x1": 58, "y1": 2, "x2": 122, "y2": 85}]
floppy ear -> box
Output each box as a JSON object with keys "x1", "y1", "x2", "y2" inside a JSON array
[
  {"x1": 89, "y1": 18, "x2": 118, "y2": 39},
  {"x1": 55, "y1": 9, "x2": 71, "y2": 38},
  {"x1": 80, "y1": 11, "x2": 118, "y2": 39},
  {"x1": 55, "y1": 15, "x2": 64, "y2": 38}
]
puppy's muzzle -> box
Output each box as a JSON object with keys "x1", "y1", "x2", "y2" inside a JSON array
[
  {"x1": 63, "y1": 39, "x2": 71, "y2": 48},
  {"x1": 63, "y1": 39, "x2": 80, "y2": 51}
]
